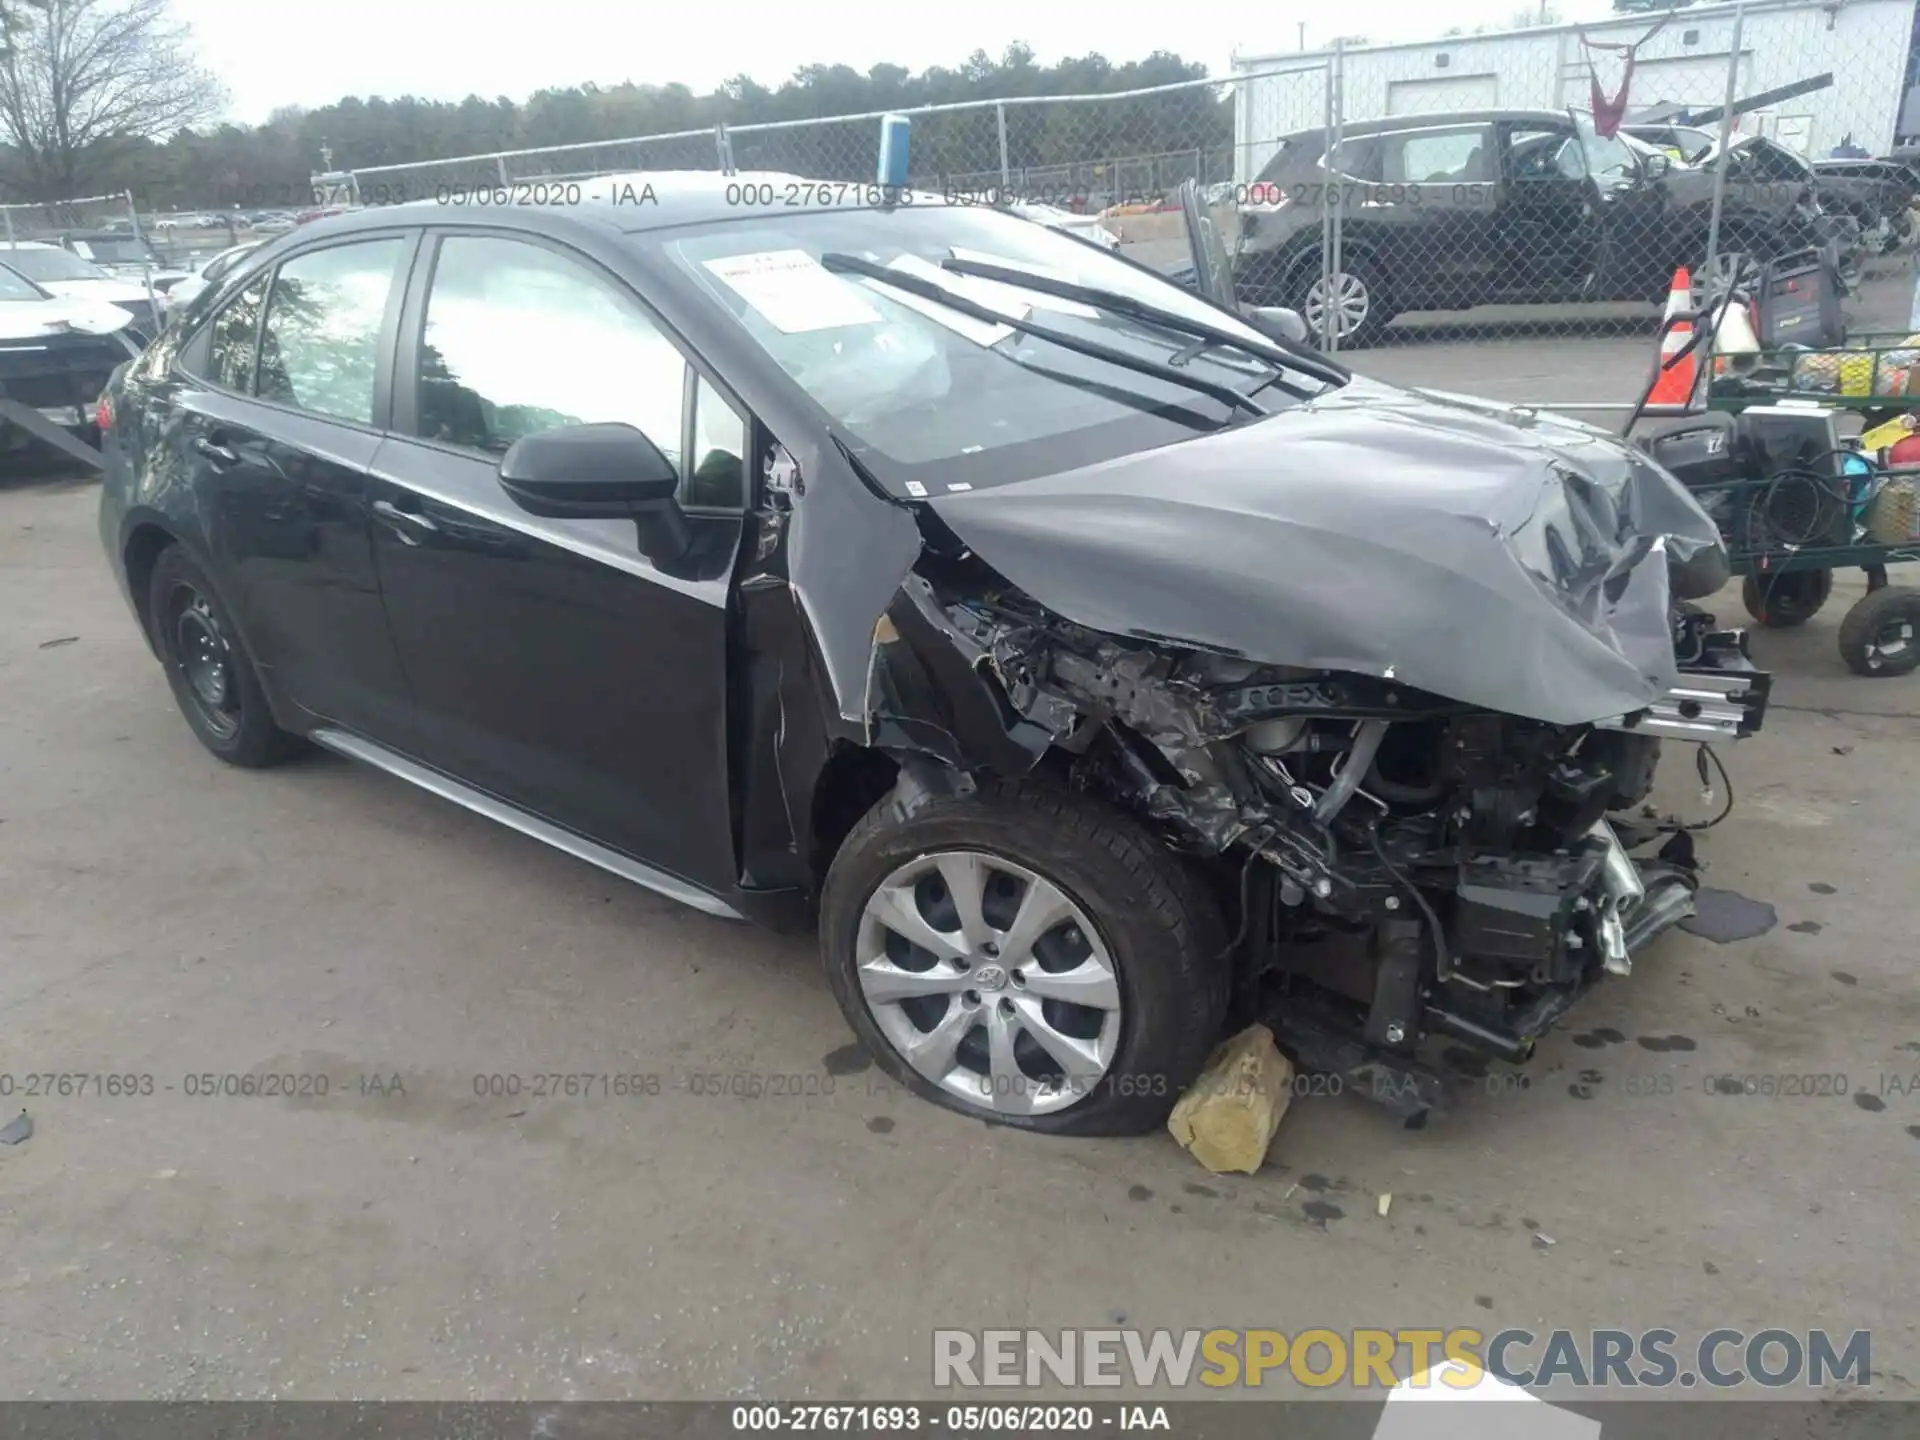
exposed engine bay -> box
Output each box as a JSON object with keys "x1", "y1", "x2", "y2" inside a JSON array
[{"x1": 869, "y1": 552, "x2": 1769, "y2": 1117}]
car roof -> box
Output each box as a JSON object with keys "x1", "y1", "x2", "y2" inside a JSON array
[
  {"x1": 1, "y1": 240, "x2": 62, "y2": 250},
  {"x1": 1288, "y1": 108, "x2": 1571, "y2": 141},
  {"x1": 299, "y1": 169, "x2": 905, "y2": 244}
]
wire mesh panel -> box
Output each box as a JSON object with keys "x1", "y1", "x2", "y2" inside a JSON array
[
  {"x1": 0, "y1": 192, "x2": 174, "y2": 340},
  {"x1": 1233, "y1": 0, "x2": 1920, "y2": 398},
  {"x1": 297, "y1": 0, "x2": 1920, "y2": 408}
]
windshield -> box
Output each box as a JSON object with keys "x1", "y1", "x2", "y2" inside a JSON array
[
  {"x1": 2, "y1": 246, "x2": 108, "y2": 282},
  {"x1": 651, "y1": 205, "x2": 1316, "y2": 496},
  {"x1": 70, "y1": 236, "x2": 158, "y2": 264},
  {"x1": 0, "y1": 265, "x2": 49, "y2": 302}
]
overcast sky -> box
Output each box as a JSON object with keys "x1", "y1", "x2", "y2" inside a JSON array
[{"x1": 172, "y1": 0, "x2": 1618, "y2": 125}]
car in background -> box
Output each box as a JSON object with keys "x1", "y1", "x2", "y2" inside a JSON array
[
  {"x1": 253, "y1": 214, "x2": 296, "y2": 234},
  {"x1": 1, "y1": 241, "x2": 162, "y2": 342},
  {"x1": 1808, "y1": 156, "x2": 1917, "y2": 254},
  {"x1": 1234, "y1": 107, "x2": 1832, "y2": 346},
  {"x1": 1620, "y1": 122, "x2": 1718, "y2": 163},
  {"x1": 161, "y1": 239, "x2": 267, "y2": 314},
  {"x1": 1010, "y1": 202, "x2": 1122, "y2": 251},
  {"x1": 0, "y1": 263, "x2": 141, "y2": 464},
  {"x1": 54, "y1": 232, "x2": 192, "y2": 296}
]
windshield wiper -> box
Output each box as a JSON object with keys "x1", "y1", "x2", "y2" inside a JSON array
[
  {"x1": 939, "y1": 255, "x2": 1351, "y2": 391},
  {"x1": 819, "y1": 252, "x2": 1269, "y2": 420}
]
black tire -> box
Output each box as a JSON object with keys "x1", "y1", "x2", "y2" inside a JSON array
[
  {"x1": 1290, "y1": 250, "x2": 1393, "y2": 350},
  {"x1": 147, "y1": 545, "x2": 299, "y2": 767},
  {"x1": 820, "y1": 776, "x2": 1230, "y2": 1136},
  {"x1": 1838, "y1": 586, "x2": 1920, "y2": 677},
  {"x1": 1742, "y1": 570, "x2": 1833, "y2": 628}
]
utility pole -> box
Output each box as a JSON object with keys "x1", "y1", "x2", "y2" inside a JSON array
[{"x1": 1298, "y1": 20, "x2": 1307, "y2": 50}]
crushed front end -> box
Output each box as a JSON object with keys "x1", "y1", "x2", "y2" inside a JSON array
[{"x1": 872, "y1": 558, "x2": 1770, "y2": 1119}]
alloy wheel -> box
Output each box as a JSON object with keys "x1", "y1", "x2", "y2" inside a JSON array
[
  {"x1": 854, "y1": 850, "x2": 1122, "y2": 1117},
  {"x1": 1303, "y1": 270, "x2": 1370, "y2": 343}
]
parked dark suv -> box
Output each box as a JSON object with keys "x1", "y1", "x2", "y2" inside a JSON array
[
  {"x1": 1235, "y1": 107, "x2": 1830, "y2": 346},
  {"x1": 96, "y1": 172, "x2": 1765, "y2": 1134}
]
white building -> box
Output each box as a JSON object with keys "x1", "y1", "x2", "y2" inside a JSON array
[{"x1": 1231, "y1": 0, "x2": 1918, "y2": 182}]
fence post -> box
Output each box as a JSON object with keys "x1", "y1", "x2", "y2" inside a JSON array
[
  {"x1": 996, "y1": 102, "x2": 1011, "y2": 193},
  {"x1": 1703, "y1": 2, "x2": 1746, "y2": 284},
  {"x1": 497, "y1": 155, "x2": 510, "y2": 186},
  {"x1": 1328, "y1": 39, "x2": 1346, "y2": 354},
  {"x1": 2, "y1": 205, "x2": 13, "y2": 246},
  {"x1": 715, "y1": 123, "x2": 735, "y2": 174},
  {"x1": 125, "y1": 190, "x2": 159, "y2": 328}
]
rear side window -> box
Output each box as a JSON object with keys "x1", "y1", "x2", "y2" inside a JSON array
[
  {"x1": 1326, "y1": 137, "x2": 1383, "y2": 183},
  {"x1": 257, "y1": 238, "x2": 405, "y2": 425},
  {"x1": 203, "y1": 274, "x2": 269, "y2": 392},
  {"x1": 1381, "y1": 126, "x2": 1493, "y2": 184}
]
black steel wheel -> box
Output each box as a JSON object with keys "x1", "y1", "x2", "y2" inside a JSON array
[
  {"x1": 1742, "y1": 570, "x2": 1833, "y2": 628},
  {"x1": 146, "y1": 546, "x2": 299, "y2": 766},
  {"x1": 1838, "y1": 586, "x2": 1920, "y2": 677}
]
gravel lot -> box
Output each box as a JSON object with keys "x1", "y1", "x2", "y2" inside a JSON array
[{"x1": 3, "y1": 306, "x2": 1920, "y2": 1407}]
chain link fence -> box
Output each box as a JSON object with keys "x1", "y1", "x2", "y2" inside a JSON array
[
  {"x1": 304, "y1": 0, "x2": 1920, "y2": 406},
  {"x1": 0, "y1": 191, "x2": 177, "y2": 341}
]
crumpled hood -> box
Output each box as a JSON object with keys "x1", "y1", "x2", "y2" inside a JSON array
[{"x1": 927, "y1": 378, "x2": 1726, "y2": 726}]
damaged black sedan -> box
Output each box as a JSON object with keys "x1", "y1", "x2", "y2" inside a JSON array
[{"x1": 97, "y1": 172, "x2": 1768, "y2": 1135}]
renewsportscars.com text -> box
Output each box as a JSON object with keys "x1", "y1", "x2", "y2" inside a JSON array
[{"x1": 932, "y1": 1327, "x2": 1870, "y2": 1390}]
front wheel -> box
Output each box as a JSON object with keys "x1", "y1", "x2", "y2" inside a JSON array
[{"x1": 820, "y1": 776, "x2": 1229, "y2": 1135}]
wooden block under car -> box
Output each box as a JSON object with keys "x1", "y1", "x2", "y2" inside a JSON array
[{"x1": 1166, "y1": 1023, "x2": 1294, "y2": 1175}]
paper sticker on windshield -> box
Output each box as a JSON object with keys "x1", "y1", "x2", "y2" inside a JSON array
[{"x1": 704, "y1": 250, "x2": 882, "y2": 334}]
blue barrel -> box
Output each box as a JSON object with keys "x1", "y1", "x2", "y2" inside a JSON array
[{"x1": 878, "y1": 114, "x2": 911, "y2": 189}]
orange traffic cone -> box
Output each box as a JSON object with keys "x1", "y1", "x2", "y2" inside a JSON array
[{"x1": 1645, "y1": 268, "x2": 1701, "y2": 411}]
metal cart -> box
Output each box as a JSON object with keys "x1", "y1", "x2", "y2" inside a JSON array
[{"x1": 1633, "y1": 323, "x2": 1920, "y2": 676}]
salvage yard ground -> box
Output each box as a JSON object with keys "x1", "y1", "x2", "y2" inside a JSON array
[{"x1": 3, "y1": 325, "x2": 1920, "y2": 1404}]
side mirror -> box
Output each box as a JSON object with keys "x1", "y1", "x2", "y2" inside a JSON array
[
  {"x1": 1643, "y1": 152, "x2": 1672, "y2": 180},
  {"x1": 1247, "y1": 305, "x2": 1310, "y2": 344},
  {"x1": 499, "y1": 422, "x2": 691, "y2": 563}
]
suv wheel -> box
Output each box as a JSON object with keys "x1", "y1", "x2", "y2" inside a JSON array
[
  {"x1": 820, "y1": 777, "x2": 1229, "y2": 1135},
  {"x1": 147, "y1": 546, "x2": 299, "y2": 767},
  {"x1": 1294, "y1": 253, "x2": 1391, "y2": 349}
]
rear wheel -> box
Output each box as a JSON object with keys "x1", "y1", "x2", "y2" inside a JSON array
[
  {"x1": 1292, "y1": 251, "x2": 1392, "y2": 350},
  {"x1": 147, "y1": 546, "x2": 299, "y2": 767},
  {"x1": 820, "y1": 776, "x2": 1229, "y2": 1135}
]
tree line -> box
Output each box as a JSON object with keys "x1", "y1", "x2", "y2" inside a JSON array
[{"x1": 0, "y1": 4, "x2": 1233, "y2": 210}]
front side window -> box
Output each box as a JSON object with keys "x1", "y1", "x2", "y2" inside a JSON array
[
  {"x1": 1382, "y1": 126, "x2": 1492, "y2": 184},
  {"x1": 1508, "y1": 128, "x2": 1581, "y2": 182},
  {"x1": 203, "y1": 274, "x2": 270, "y2": 392},
  {"x1": 685, "y1": 374, "x2": 746, "y2": 510},
  {"x1": 413, "y1": 234, "x2": 686, "y2": 466},
  {"x1": 256, "y1": 238, "x2": 405, "y2": 424}
]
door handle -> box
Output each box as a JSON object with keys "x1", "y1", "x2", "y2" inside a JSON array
[
  {"x1": 192, "y1": 436, "x2": 241, "y2": 467},
  {"x1": 371, "y1": 498, "x2": 440, "y2": 537}
]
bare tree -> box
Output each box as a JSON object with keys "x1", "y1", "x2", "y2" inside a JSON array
[{"x1": 0, "y1": 0, "x2": 224, "y2": 200}]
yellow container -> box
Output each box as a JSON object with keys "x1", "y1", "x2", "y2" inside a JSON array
[{"x1": 1839, "y1": 352, "x2": 1876, "y2": 396}]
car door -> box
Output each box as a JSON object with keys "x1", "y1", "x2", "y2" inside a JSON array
[
  {"x1": 366, "y1": 228, "x2": 749, "y2": 894},
  {"x1": 1490, "y1": 120, "x2": 1602, "y2": 301},
  {"x1": 169, "y1": 234, "x2": 419, "y2": 745},
  {"x1": 1371, "y1": 122, "x2": 1500, "y2": 307}
]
